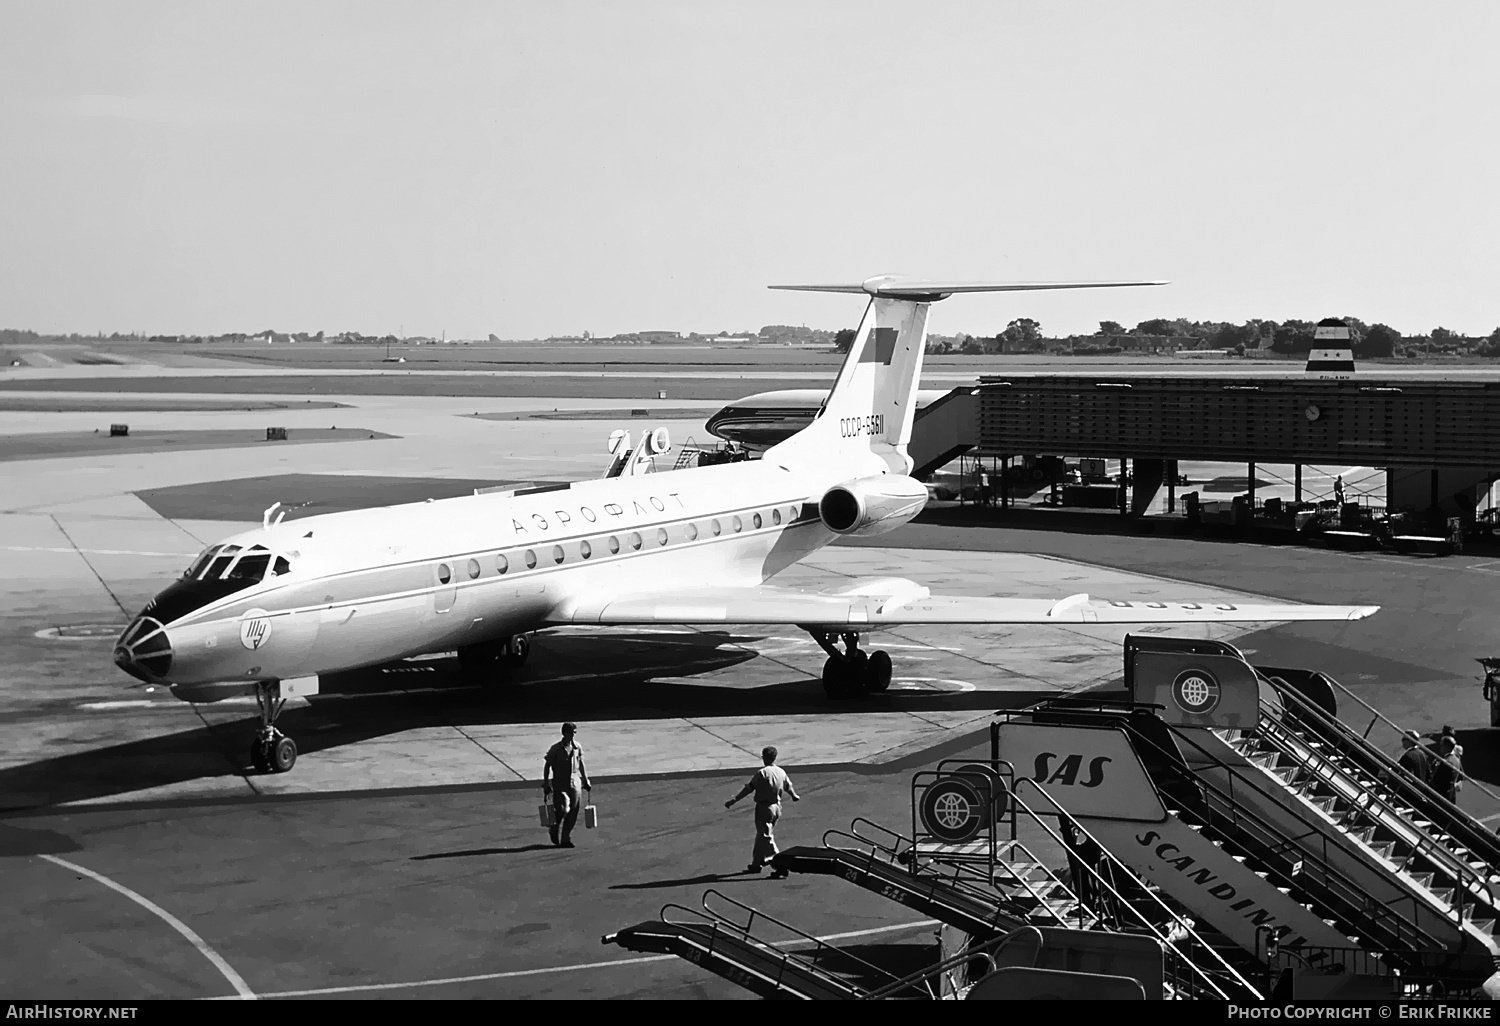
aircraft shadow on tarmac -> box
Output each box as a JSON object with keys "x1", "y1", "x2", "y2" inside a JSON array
[{"x1": 1, "y1": 629, "x2": 1044, "y2": 812}]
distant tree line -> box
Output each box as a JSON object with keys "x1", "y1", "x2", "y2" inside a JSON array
[{"x1": 907, "y1": 317, "x2": 1500, "y2": 358}]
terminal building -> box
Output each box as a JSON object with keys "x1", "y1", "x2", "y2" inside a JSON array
[{"x1": 706, "y1": 357, "x2": 1500, "y2": 528}]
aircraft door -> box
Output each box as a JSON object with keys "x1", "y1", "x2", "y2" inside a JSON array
[{"x1": 433, "y1": 562, "x2": 458, "y2": 613}]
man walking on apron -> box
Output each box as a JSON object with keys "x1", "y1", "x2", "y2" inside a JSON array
[
  {"x1": 543, "y1": 722, "x2": 591, "y2": 848},
  {"x1": 725, "y1": 746, "x2": 801, "y2": 878}
]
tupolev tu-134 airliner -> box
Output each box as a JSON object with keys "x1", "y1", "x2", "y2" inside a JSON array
[{"x1": 114, "y1": 276, "x2": 1378, "y2": 773}]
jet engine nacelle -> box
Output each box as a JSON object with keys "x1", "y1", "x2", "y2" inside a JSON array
[{"x1": 818, "y1": 474, "x2": 929, "y2": 537}]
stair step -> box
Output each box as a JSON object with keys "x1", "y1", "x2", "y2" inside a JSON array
[
  {"x1": 1433, "y1": 889, "x2": 1456, "y2": 906},
  {"x1": 1410, "y1": 872, "x2": 1435, "y2": 889},
  {"x1": 1469, "y1": 919, "x2": 1496, "y2": 937}
]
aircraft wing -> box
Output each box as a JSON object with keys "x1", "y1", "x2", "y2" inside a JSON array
[{"x1": 549, "y1": 580, "x2": 1378, "y2": 628}]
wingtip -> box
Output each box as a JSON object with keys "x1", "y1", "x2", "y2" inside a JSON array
[{"x1": 1350, "y1": 605, "x2": 1381, "y2": 620}]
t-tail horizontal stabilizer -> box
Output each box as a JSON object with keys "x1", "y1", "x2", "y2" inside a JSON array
[{"x1": 769, "y1": 275, "x2": 1168, "y2": 301}]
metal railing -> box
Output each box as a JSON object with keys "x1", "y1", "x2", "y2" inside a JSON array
[
  {"x1": 1010, "y1": 779, "x2": 1263, "y2": 1001},
  {"x1": 657, "y1": 889, "x2": 904, "y2": 998},
  {"x1": 820, "y1": 821, "x2": 1035, "y2": 932},
  {"x1": 998, "y1": 702, "x2": 1455, "y2": 957},
  {"x1": 1271, "y1": 665, "x2": 1500, "y2": 839},
  {"x1": 1256, "y1": 675, "x2": 1499, "y2": 923}
]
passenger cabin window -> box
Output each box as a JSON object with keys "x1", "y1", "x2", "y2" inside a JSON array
[
  {"x1": 608, "y1": 536, "x2": 620, "y2": 554},
  {"x1": 580, "y1": 540, "x2": 592, "y2": 560},
  {"x1": 711, "y1": 519, "x2": 721, "y2": 536},
  {"x1": 552, "y1": 545, "x2": 565, "y2": 565},
  {"x1": 524, "y1": 549, "x2": 537, "y2": 569},
  {"x1": 732, "y1": 516, "x2": 742, "y2": 533},
  {"x1": 686, "y1": 523, "x2": 698, "y2": 541},
  {"x1": 467, "y1": 558, "x2": 481, "y2": 579},
  {"x1": 752, "y1": 513, "x2": 762, "y2": 529},
  {"x1": 629, "y1": 532, "x2": 642, "y2": 551},
  {"x1": 437, "y1": 563, "x2": 452, "y2": 584},
  {"x1": 656, "y1": 528, "x2": 668, "y2": 546},
  {"x1": 497, "y1": 553, "x2": 509, "y2": 574},
  {"x1": 772, "y1": 509, "x2": 781, "y2": 526}
]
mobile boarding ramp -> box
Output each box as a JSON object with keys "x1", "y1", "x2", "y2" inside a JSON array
[
  {"x1": 771, "y1": 777, "x2": 1260, "y2": 999},
  {"x1": 990, "y1": 634, "x2": 1500, "y2": 997},
  {"x1": 603, "y1": 889, "x2": 1156, "y2": 1000}
]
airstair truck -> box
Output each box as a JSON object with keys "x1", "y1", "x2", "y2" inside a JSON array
[{"x1": 997, "y1": 635, "x2": 1500, "y2": 994}]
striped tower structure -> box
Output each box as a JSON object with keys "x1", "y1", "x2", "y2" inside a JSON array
[{"x1": 1305, "y1": 319, "x2": 1356, "y2": 379}]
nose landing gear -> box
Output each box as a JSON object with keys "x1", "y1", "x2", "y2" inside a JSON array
[
  {"x1": 810, "y1": 630, "x2": 893, "y2": 699},
  {"x1": 249, "y1": 681, "x2": 297, "y2": 773}
]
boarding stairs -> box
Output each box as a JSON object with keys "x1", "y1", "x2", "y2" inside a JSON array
[
  {"x1": 603, "y1": 887, "x2": 1029, "y2": 1000},
  {"x1": 997, "y1": 635, "x2": 1500, "y2": 990},
  {"x1": 777, "y1": 793, "x2": 1261, "y2": 999},
  {"x1": 603, "y1": 888, "x2": 915, "y2": 999},
  {"x1": 1219, "y1": 675, "x2": 1500, "y2": 959}
]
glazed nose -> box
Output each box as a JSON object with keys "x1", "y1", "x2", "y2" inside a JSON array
[{"x1": 114, "y1": 616, "x2": 173, "y2": 682}]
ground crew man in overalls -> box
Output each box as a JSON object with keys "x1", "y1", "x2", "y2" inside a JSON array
[
  {"x1": 543, "y1": 722, "x2": 591, "y2": 848},
  {"x1": 725, "y1": 746, "x2": 801, "y2": 878}
]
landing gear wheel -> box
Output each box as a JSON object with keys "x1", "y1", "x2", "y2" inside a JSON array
[
  {"x1": 250, "y1": 681, "x2": 297, "y2": 774},
  {"x1": 822, "y1": 656, "x2": 856, "y2": 699},
  {"x1": 815, "y1": 631, "x2": 880, "y2": 700},
  {"x1": 506, "y1": 633, "x2": 531, "y2": 667}
]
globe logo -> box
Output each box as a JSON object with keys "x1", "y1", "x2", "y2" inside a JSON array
[{"x1": 1172, "y1": 667, "x2": 1221, "y2": 714}]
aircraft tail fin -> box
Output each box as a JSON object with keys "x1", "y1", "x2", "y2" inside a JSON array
[{"x1": 765, "y1": 275, "x2": 1165, "y2": 474}]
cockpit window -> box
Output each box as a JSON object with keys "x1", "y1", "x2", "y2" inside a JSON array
[
  {"x1": 225, "y1": 546, "x2": 272, "y2": 582},
  {"x1": 183, "y1": 546, "x2": 221, "y2": 579},
  {"x1": 272, "y1": 556, "x2": 291, "y2": 577},
  {"x1": 203, "y1": 545, "x2": 240, "y2": 580}
]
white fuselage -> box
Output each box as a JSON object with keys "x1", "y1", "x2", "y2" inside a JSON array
[{"x1": 133, "y1": 454, "x2": 868, "y2": 700}]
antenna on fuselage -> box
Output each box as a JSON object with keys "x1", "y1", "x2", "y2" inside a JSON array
[
  {"x1": 263, "y1": 502, "x2": 281, "y2": 530},
  {"x1": 602, "y1": 426, "x2": 672, "y2": 477}
]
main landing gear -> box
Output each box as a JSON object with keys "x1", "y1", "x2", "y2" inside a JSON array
[
  {"x1": 456, "y1": 633, "x2": 532, "y2": 680},
  {"x1": 250, "y1": 681, "x2": 297, "y2": 774},
  {"x1": 810, "y1": 630, "x2": 892, "y2": 699}
]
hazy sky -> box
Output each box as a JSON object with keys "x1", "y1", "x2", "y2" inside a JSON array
[{"x1": 2, "y1": 2, "x2": 1496, "y2": 340}]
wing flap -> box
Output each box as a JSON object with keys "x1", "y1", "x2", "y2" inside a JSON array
[{"x1": 549, "y1": 585, "x2": 1377, "y2": 628}]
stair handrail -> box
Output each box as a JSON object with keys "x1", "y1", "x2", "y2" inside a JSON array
[
  {"x1": 1011, "y1": 778, "x2": 1263, "y2": 1001},
  {"x1": 1260, "y1": 670, "x2": 1500, "y2": 860},
  {"x1": 1121, "y1": 712, "x2": 1454, "y2": 956},
  {"x1": 1256, "y1": 710, "x2": 1494, "y2": 923},
  {"x1": 858, "y1": 946, "x2": 999, "y2": 1001},
  {"x1": 847, "y1": 816, "x2": 915, "y2": 860},
  {"x1": 696, "y1": 888, "x2": 908, "y2": 988},
  {"x1": 1309, "y1": 668, "x2": 1500, "y2": 809},
  {"x1": 1005, "y1": 701, "x2": 1467, "y2": 956},
  {"x1": 948, "y1": 836, "x2": 1098, "y2": 931},
  {"x1": 1259, "y1": 678, "x2": 1499, "y2": 920},
  {"x1": 1134, "y1": 705, "x2": 1452, "y2": 954},
  {"x1": 656, "y1": 902, "x2": 859, "y2": 996}
]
